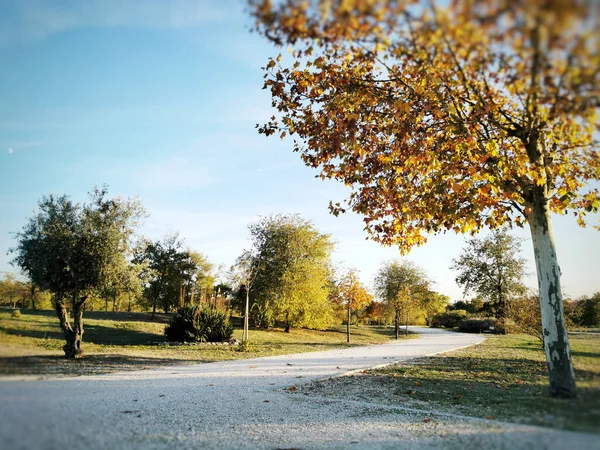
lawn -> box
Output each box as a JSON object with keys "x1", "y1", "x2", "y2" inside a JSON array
[
  {"x1": 0, "y1": 309, "x2": 406, "y2": 377},
  {"x1": 300, "y1": 333, "x2": 600, "y2": 434}
]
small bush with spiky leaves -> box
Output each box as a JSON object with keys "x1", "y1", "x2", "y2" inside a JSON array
[{"x1": 165, "y1": 305, "x2": 234, "y2": 343}]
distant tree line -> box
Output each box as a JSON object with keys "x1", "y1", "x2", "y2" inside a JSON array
[{"x1": 6, "y1": 188, "x2": 598, "y2": 358}]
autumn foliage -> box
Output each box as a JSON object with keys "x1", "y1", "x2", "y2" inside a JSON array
[
  {"x1": 252, "y1": 0, "x2": 598, "y2": 250},
  {"x1": 250, "y1": 0, "x2": 599, "y2": 398}
]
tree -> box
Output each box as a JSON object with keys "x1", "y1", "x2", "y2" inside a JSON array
[
  {"x1": 330, "y1": 268, "x2": 373, "y2": 342},
  {"x1": 11, "y1": 187, "x2": 144, "y2": 358},
  {"x1": 248, "y1": 214, "x2": 334, "y2": 332},
  {"x1": 181, "y1": 250, "x2": 213, "y2": 306},
  {"x1": 0, "y1": 274, "x2": 29, "y2": 309},
  {"x1": 451, "y1": 230, "x2": 528, "y2": 319},
  {"x1": 250, "y1": 0, "x2": 599, "y2": 398},
  {"x1": 374, "y1": 260, "x2": 429, "y2": 339},
  {"x1": 420, "y1": 291, "x2": 450, "y2": 326},
  {"x1": 231, "y1": 251, "x2": 261, "y2": 345},
  {"x1": 135, "y1": 235, "x2": 199, "y2": 318}
]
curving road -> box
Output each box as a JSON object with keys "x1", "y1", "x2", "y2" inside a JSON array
[{"x1": 0, "y1": 327, "x2": 596, "y2": 449}]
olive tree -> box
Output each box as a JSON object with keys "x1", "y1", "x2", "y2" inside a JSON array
[{"x1": 11, "y1": 187, "x2": 144, "y2": 358}]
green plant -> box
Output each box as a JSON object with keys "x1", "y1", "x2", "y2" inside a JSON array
[
  {"x1": 458, "y1": 318, "x2": 496, "y2": 333},
  {"x1": 431, "y1": 310, "x2": 468, "y2": 328},
  {"x1": 250, "y1": 302, "x2": 275, "y2": 329},
  {"x1": 237, "y1": 341, "x2": 254, "y2": 352},
  {"x1": 164, "y1": 305, "x2": 233, "y2": 343}
]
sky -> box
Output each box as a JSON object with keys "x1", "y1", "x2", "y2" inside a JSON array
[{"x1": 0, "y1": 0, "x2": 599, "y2": 301}]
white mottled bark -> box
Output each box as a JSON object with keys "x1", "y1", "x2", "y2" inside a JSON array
[{"x1": 529, "y1": 195, "x2": 577, "y2": 398}]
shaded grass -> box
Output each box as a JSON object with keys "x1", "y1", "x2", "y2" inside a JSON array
[
  {"x1": 301, "y1": 333, "x2": 600, "y2": 434},
  {"x1": 0, "y1": 310, "x2": 408, "y2": 377}
]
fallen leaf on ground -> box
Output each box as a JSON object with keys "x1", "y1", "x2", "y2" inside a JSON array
[{"x1": 287, "y1": 385, "x2": 297, "y2": 391}]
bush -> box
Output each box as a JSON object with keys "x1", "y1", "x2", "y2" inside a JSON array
[
  {"x1": 165, "y1": 305, "x2": 234, "y2": 343},
  {"x1": 458, "y1": 318, "x2": 496, "y2": 333},
  {"x1": 11, "y1": 309, "x2": 21, "y2": 318},
  {"x1": 431, "y1": 310, "x2": 468, "y2": 328},
  {"x1": 505, "y1": 296, "x2": 543, "y2": 340},
  {"x1": 578, "y1": 297, "x2": 600, "y2": 327}
]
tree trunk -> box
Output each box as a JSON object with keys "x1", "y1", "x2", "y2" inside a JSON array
[
  {"x1": 55, "y1": 294, "x2": 86, "y2": 359},
  {"x1": 347, "y1": 302, "x2": 351, "y2": 343},
  {"x1": 242, "y1": 289, "x2": 250, "y2": 344},
  {"x1": 405, "y1": 309, "x2": 409, "y2": 336},
  {"x1": 30, "y1": 283, "x2": 37, "y2": 310},
  {"x1": 284, "y1": 312, "x2": 291, "y2": 333},
  {"x1": 395, "y1": 311, "x2": 399, "y2": 340},
  {"x1": 528, "y1": 192, "x2": 577, "y2": 398}
]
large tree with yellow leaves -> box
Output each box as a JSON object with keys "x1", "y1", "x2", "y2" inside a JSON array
[{"x1": 250, "y1": 0, "x2": 599, "y2": 398}]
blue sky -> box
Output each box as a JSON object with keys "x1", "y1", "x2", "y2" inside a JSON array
[{"x1": 0, "y1": 0, "x2": 598, "y2": 301}]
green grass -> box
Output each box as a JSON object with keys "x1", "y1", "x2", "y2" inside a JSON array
[
  {"x1": 0, "y1": 309, "x2": 407, "y2": 377},
  {"x1": 303, "y1": 333, "x2": 600, "y2": 434}
]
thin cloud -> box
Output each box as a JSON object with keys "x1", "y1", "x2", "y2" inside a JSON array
[
  {"x1": 0, "y1": 141, "x2": 47, "y2": 151},
  {"x1": 0, "y1": 0, "x2": 227, "y2": 46}
]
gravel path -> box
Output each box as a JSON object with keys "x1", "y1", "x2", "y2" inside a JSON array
[{"x1": 0, "y1": 327, "x2": 597, "y2": 450}]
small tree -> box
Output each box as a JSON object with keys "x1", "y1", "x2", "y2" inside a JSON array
[
  {"x1": 374, "y1": 260, "x2": 429, "y2": 339},
  {"x1": 451, "y1": 230, "x2": 528, "y2": 320},
  {"x1": 231, "y1": 251, "x2": 261, "y2": 345},
  {"x1": 0, "y1": 274, "x2": 29, "y2": 309},
  {"x1": 135, "y1": 234, "x2": 196, "y2": 317},
  {"x1": 11, "y1": 187, "x2": 144, "y2": 358},
  {"x1": 248, "y1": 214, "x2": 335, "y2": 332},
  {"x1": 420, "y1": 291, "x2": 450, "y2": 326},
  {"x1": 330, "y1": 268, "x2": 373, "y2": 342}
]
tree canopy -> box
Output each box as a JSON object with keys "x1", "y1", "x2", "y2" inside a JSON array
[
  {"x1": 250, "y1": 0, "x2": 598, "y2": 398},
  {"x1": 329, "y1": 268, "x2": 373, "y2": 341},
  {"x1": 11, "y1": 187, "x2": 144, "y2": 358},
  {"x1": 451, "y1": 230, "x2": 528, "y2": 318},
  {"x1": 374, "y1": 260, "x2": 429, "y2": 338},
  {"x1": 247, "y1": 214, "x2": 334, "y2": 331},
  {"x1": 135, "y1": 234, "x2": 213, "y2": 317}
]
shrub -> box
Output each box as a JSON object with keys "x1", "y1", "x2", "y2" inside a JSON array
[
  {"x1": 431, "y1": 310, "x2": 468, "y2": 328},
  {"x1": 505, "y1": 296, "x2": 543, "y2": 341},
  {"x1": 458, "y1": 318, "x2": 496, "y2": 333},
  {"x1": 578, "y1": 296, "x2": 600, "y2": 327},
  {"x1": 165, "y1": 305, "x2": 234, "y2": 343},
  {"x1": 11, "y1": 309, "x2": 21, "y2": 318}
]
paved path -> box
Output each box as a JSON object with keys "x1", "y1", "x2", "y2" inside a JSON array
[{"x1": 0, "y1": 328, "x2": 597, "y2": 450}]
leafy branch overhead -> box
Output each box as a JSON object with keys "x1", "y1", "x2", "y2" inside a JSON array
[
  {"x1": 252, "y1": 0, "x2": 599, "y2": 251},
  {"x1": 250, "y1": 0, "x2": 598, "y2": 399}
]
